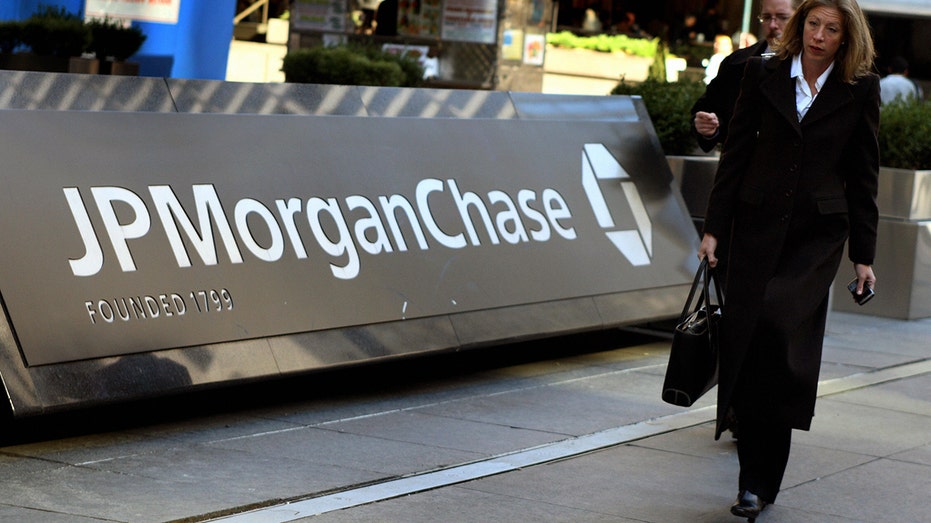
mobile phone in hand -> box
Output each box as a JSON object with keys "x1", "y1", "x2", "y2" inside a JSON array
[{"x1": 847, "y1": 278, "x2": 875, "y2": 306}]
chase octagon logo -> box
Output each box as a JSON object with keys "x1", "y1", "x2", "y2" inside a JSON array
[{"x1": 581, "y1": 143, "x2": 653, "y2": 267}]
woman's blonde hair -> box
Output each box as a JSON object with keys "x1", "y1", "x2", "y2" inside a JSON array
[{"x1": 776, "y1": 0, "x2": 875, "y2": 83}]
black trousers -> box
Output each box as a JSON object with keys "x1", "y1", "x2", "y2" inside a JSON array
[{"x1": 734, "y1": 410, "x2": 792, "y2": 503}]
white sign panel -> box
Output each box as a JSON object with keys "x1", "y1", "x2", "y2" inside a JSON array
[
  {"x1": 291, "y1": 0, "x2": 347, "y2": 32},
  {"x1": 441, "y1": 0, "x2": 497, "y2": 43},
  {"x1": 85, "y1": 0, "x2": 182, "y2": 24}
]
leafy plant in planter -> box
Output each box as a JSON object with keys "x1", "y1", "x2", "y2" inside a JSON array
[
  {"x1": 282, "y1": 44, "x2": 424, "y2": 87},
  {"x1": 546, "y1": 31, "x2": 659, "y2": 58},
  {"x1": 20, "y1": 6, "x2": 87, "y2": 58},
  {"x1": 86, "y1": 17, "x2": 147, "y2": 62},
  {"x1": 878, "y1": 99, "x2": 931, "y2": 170},
  {"x1": 610, "y1": 78, "x2": 707, "y2": 155}
]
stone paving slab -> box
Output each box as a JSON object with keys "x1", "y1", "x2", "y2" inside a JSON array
[
  {"x1": 0, "y1": 505, "x2": 109, "y2": 523},
  {"x1": 205, "y1": 425, "x2": 484, "y2": 477},
  {"x1": 777, "y1": 457, "x2": 931, "y2": 522},
  {"x1": 796, "y1": 398, "x2": 931, "y2": 457},
  {"x1": 322, "y1": 410, "x2": 563, "y2": 455},
  {"x1": 414, "y1": 369, "x2": 683, "y2": 437},
  {"x1": 891, "y1": 443, "x2": 931, "y2": 466},
  {"x1": 820, "y1": 343, "x2": 917, "y2": 369},
  {"x1": 823, "y1": 372, "x2": 931, "y2": 415}
]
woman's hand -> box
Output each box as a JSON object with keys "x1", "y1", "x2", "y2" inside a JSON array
[
  {"x1": 699, "y1": 233, "x2": 718, "y2": 267},
  {"x1": 853, "y1": 263, "x2": 875, "y2": 294}
]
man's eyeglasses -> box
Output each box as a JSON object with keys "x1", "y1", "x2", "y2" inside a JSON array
[{"x1": 758, "y1": 14, "x2": 792, "y2": 24}]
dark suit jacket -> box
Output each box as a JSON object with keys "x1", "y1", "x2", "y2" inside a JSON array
[
  {"x1": 690, "y1": 40, "x2": 770, "y2": 152},
  {"x1": 703, "y1": 56, "x2": 880, "y2": 438}
]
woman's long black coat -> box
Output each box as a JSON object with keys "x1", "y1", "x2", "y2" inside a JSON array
[{"x1": 702, "y1": 57, "x2": 880, "y2": 439}]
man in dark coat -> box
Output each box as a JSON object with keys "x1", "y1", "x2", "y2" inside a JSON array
[
  {"x1": 689, "y1": 0, "x2": 800, "y2": 317},
  {"x1": 698, "y1": 0, "x2": 879, "y2": 518},
  {"x1": 691, "y1": 0, "x2": 799, "y2": 152}
]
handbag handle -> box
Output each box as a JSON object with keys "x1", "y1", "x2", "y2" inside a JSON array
[{"x1": 679, "y1": 258, "x2": 725, "y2": 322}]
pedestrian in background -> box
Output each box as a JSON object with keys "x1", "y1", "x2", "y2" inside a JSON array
[
  {"x1": 704, "y1": 34, "x2": 735, "y2": 85},
  {"x1": 691, "y1": 0, "x2": 801, "y2": 152},
  {"x1": 879, "y1": 56, "x2": 923, "y2": 105},
  {"x1": 697, "y1": 0, "x2": 879, "y2": 519}
]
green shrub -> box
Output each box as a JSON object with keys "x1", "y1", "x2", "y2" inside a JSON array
[
  {"x1": 879, "y1": 99, "x2": 931, "y2": 170},
  {"x1": 282, "y1": 44, "x2": 424, "y2": 87},
  {"x1": 611, "y1": 78, "x2": 707, "y2": 155},
  {"x1": 20, "y1": 6, "x2": 88, "y2": 57},
  {"x1": 0, "y1": 21, "x2": 22, "y2": 54},
  {"x1": 364, "y1": 46, "x2": 425, "y2": 88},
  {"x1": 546, "y1": 31, "x2": 658, "y2": 58},
  {"x1": 86, "y1": 17, "x2": 146, "y2": 61}
]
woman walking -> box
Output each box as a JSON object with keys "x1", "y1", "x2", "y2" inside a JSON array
[{"x1": 697, "y1": 0, "x2": 879, "y2": 519}]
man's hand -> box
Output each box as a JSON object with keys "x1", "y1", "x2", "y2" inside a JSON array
[{"x1": 694, "y1": 111, "x2": 720, "y2": 138}]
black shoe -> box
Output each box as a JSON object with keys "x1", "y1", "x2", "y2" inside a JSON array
[{"x1": 730, "y1": 490, "x2": 767, "y2": 519}]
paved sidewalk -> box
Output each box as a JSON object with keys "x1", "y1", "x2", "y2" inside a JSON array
[
  {"x1": 232, "y1": 312, "x2": 931, "y2": 523},
  {"x1": 300, "y1": 361, "x2": 931, "y2": 523},
  {"x1": 0, "y1": 311, "x2": 928, "y2": 523}
]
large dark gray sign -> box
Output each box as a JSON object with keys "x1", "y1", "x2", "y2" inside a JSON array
[
  {"x1": 0, "y1": 74, "x2": 700, "y2": 416},
  {"x1": 1, "y1": 110, "x2": 688, "y2": 367}
]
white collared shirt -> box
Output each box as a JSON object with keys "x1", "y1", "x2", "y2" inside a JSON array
[{"x1": 791, "y1": 53, "x2": 834, "y2": 121}]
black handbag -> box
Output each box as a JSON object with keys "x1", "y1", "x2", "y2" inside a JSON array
[{"x1": 661, "y1": 258, "x2": 724, "y2": 407}]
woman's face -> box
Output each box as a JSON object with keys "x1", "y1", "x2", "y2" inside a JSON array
[{"x1": 803, "y1": 6, "x2": 845, "y2": 64}]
